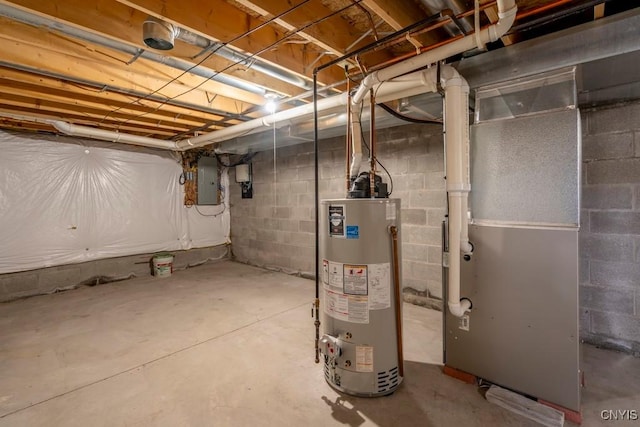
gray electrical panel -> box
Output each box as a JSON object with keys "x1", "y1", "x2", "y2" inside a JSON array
[{"x1": 197, "y1": 156, "x2": 219, "y2": 205}]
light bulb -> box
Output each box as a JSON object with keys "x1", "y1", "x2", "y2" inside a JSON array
[{"x1": 265, "y1": 99, "x2": 277, "y2": 113}]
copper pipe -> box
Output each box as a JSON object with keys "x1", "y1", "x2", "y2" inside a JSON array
[
  {"x1": 368, "y1": 34, "x2": 465, "y2": 72},
  {"x1": 389, "y1": 225, "x2": 404, "y2": 377},
  {"x1": 353, "y1": 0, "x2": 576, "y2": 78},
  {"x1": 345, "y1": 72, "x2": 352, "y2": 193},
  {"x1": 369, "y1": 88, "x2": 376, "y2": 196},
  {"x1": 516, "y1": 0, "x2": 574, "y2": 20}
]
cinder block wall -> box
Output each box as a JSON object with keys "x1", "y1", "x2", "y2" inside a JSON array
[
  {"x1": 230, "y1": 102, "x2": 640, "y2": 354},
  {"x1": 229, "y1": 123, "x2": 446, "y2": 307},
  {"x1": 580, "y1": 100, "x2": 640, "y2": 355}
]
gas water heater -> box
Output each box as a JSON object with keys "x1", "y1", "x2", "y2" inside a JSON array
[{"x1": 319, "y1": 197, "x2": 403, "y2": 396}]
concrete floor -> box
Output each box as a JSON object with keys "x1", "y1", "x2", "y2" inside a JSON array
[{"x1": 0, "y1": 261, "x2": 638, "y2": 426}]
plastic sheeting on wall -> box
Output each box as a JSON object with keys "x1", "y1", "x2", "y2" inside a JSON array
[{"x1": 0, "y1": 130, "x2": 229, "y2": 274}]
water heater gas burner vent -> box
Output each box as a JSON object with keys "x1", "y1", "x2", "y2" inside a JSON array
[{"x1": 377, "y1": 366, "x2": 399, "y2": 393}]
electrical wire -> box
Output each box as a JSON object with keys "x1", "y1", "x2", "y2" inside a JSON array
[
  {"x1": 100, "y1": 0, "x2": 313, "y2": 124},
  {"x1": 194, "y1": 177, "x2": 227, "y2": 217},
  {"x1": 105, "y1": 0, "x2": 365, "y2": 131},
  {"x1": 379, "y1": 102, "x2": 443, "y2": 125}
]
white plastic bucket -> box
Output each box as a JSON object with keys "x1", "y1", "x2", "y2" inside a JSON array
[{"x1": 153, "y1": 254, "x2": 174, "y2": 278}]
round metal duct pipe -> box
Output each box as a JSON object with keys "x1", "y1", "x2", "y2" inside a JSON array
[{"x1": 143, "y1": 16, "x2": 178, "y2": 50}]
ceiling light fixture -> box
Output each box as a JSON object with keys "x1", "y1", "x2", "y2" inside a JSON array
[{"x1": 264, "y1": 92, "x2": 279, "y2": 114}]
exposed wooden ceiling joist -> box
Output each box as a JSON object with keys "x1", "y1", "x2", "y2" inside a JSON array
[
  {"x1": 233, "y1": 0, "x2": 393, "y2": 70},
  {"x1": 0, "y1": 18, "x2": 264, "y2": 120},
  {"x1": 115, "y1": 0, "x2": 347, "y2": 85},
  {"x1": 0, "y1": 0, "x2": 636, "y2": 143},
  {"x1": 0, "y1": 0, "x2": 308, "y2": 98},
  {"x1": 361, "y1": 0, "x2": 441, "y2": 48},
  {"x1": 0, "y1": 67, "x2": 240, "y2": 126}
]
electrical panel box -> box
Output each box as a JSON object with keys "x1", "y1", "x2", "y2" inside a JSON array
[{"x1": 197, "y1": 156, "x2": 219, "y2": 205}]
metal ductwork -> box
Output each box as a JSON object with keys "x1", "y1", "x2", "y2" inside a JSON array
[
  {"x1": 142, "y1": 16, "x2": 313, "y2": 91},
  {"x1": 142, "y1": 16, "x2": 179, "y2": 50}
]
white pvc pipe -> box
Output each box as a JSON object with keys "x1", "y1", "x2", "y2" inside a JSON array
[
  {"x1": 351, "y1": 0, "x2": 517, "y2": 105},
  {"x1": 51, "y1": 121, "x2": 179, "y2": 150},
  {"x1": 177, "y1": 79, "x2": 431, "y2": 151},
  {"x1": 440, "y1": 67, "x2": 473, "y2": 317},
  {"x1": 349, "y1": 104, "x2": 363, "y2": 179}
]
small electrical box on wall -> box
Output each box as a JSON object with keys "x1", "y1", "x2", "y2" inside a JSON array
[
  {"x1": 235, "y1": 163, "x2": 252, "y2": 199},
  {"x1": 197, "y1": 156, "x2": 219, "y2": 205}
]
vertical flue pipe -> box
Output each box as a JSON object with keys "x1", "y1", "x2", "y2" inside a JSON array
[
  {"x1": 346, "y1": 75, "x2": 353, "y2": 192},
  {"x1": 349, "y1": 103, "x2": 364, "y2": 180}
]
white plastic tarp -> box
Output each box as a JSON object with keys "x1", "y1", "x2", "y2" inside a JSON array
[{"x1": 0, "y1": 131, "x2": 229, "y2": 274}]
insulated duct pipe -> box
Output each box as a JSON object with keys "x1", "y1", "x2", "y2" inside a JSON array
[{"x1": 349, "y1": 103, "x2": 364, "y2": 179}]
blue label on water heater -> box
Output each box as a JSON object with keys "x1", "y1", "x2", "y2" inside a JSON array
[{"x1": 346, "y1": 225, "x2": 359, "y2": 239}]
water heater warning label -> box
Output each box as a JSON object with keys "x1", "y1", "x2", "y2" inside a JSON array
[
  {"x1": 344, "y1": 264, "x2": 367, "y2": 295},
  {"x1": 325, "y1": 260, "x2": 343, "y2": 289},
  {"x1": 356, "y1": 346, "x2": 374, "y2": 372},
  {"x1": 324, "y1": 290, "x2": 369, "y2": 324},
  {"x1": 369, "y1": 263, "x2": 391, "y2": 310}
]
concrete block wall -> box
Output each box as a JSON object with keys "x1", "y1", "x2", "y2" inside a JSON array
[
  {"x1": 581, "y1": 100, "x2": 640, "y2": 355},
  {"x1": 229, "y1": 101, "x2": 640, "y2": 354},
  {"x1": 0, "y1": 245, "x2": 229, "y2": 302},
  {"x1": 229, "y1": 123, "x2": 446, "y2": 306}
]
